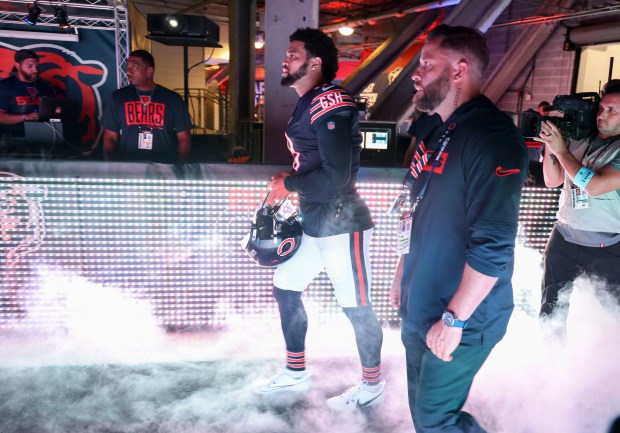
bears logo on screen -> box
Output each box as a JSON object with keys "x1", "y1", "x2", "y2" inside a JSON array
[
  {"x1": 0, "y1": 171, "x2": 47, "y2": 269},
  {"x1": 0, "y1": 44, "x2": 108, "y2": 150}
]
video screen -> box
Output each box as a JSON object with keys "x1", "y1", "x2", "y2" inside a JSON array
[{"x1": 363, "y1": 130, "x2": 390, "y2": 150}]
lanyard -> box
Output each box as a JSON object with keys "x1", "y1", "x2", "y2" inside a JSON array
[
  {"x1": 388, "y1": 123, "x2": 455, "y2": 215},
  {"x1": 410, "y1": 129, "x2": 451, "y2": 212}
]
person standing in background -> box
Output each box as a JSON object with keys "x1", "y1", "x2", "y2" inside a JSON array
[
  {"x1": 538, "y1": 100, "x2": 550, "y2": 115},
  {"x1": 0, "y1": 49, "x2": 55, "y2": 155},
  {"x1": 101, "y1": 50, "x2": 192, "y2": 165},
  {"x1": 537, "y1": 79, "x2": 620, "y2": 330}
]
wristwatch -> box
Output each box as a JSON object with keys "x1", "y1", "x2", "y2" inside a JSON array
[{"x1": 442, "y1": 310, "x2": 468, "y2": 329}]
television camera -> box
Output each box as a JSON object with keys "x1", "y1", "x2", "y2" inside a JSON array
[{"x1": 520, "y1": 92, "x2": 600, "y2": 140}]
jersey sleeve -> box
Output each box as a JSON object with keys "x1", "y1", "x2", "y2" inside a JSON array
[
  {"x1": 284, "y1": 112, "x2": 354, "y2": 194},
  {"x1": 308, "y1": 86, "x2": 358, "y2": 128},
  {"x1": 463, "y1": 126, "x2": 529, "y2": 277}
]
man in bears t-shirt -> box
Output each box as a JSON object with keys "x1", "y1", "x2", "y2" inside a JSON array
[
  {"x1": 101, "y1": 50, "x2": 192, "y2": 165},
  {"x1": 0, "y1": 49, "x2": 55, "y2": 151}
]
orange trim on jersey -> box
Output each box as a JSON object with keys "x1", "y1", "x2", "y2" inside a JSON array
[
  {"x1": 310, "y1": 101, "x2": 357, "y2": 124},
  {"x1": 354, "y1": 232, "x2": 368, "y2": 307},
  {"x1": 310, "y1": 88, "x2": 355, "y2": 106}
]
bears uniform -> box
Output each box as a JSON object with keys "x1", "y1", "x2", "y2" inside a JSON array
[
  {"x1": 257, "y1": 27, "x2": 385, "y2": 411},
  {"x1": 282, "y1": 83, "x2": 374, "y2": 237},
  {"x1": 275, "y1": 83, "x2": 375, "y2": 305},
  {"x1": 271, "y1": 83, "x2": 383, "y2": 391}
]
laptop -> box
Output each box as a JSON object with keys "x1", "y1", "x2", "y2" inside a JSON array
[
  {"x1": 37, "y1": 96, "x2": 77, "y2": 122},
  {"x1": 23, "y1": 121, "x2": 64, "y2": 154}
]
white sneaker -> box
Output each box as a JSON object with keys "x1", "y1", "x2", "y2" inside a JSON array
[
  {"x1": 326, "y1": 380, "x2": 385, "y2": 411},
  {"x1": 257, "y1": 369, "x2": 312, "y2": 395}
]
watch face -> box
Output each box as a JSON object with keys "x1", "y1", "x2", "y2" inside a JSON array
[
  {"x1": 442, "y1": 311, "x2": 454, "y2": 327},
  {"x1": 442, "y1": 310, "x2": 467, "y2": 328}
]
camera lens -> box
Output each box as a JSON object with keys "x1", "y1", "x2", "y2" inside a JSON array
[{"x1": 520, "y1": 110, "x2": 541, "y2": 138}]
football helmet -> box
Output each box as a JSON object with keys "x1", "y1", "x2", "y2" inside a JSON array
[{"x1": 241, "y1": 195, "x2": 302, "y2": 267}]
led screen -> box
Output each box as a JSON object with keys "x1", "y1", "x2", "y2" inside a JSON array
[{"x1": 0, "y1": 170, "x2": 559, "y2": 330}]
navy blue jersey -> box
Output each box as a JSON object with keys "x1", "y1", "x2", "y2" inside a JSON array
[
  {"x1": 101, "y1": 84, "x2": 192, "y2": 164},
  {"x1": 283, "y1": 83, "x2": 374, "y2": 237},
  {"x1": 0, "y1": 75, "x2": 55, "y2": 136},
  {"x1": 400, "y1": 95, "x2": 528, "y2": 344}
]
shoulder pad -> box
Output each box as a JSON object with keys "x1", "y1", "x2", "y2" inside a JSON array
[{"x1": 309, "y1": 85, "x2": 357, "y2": 125}]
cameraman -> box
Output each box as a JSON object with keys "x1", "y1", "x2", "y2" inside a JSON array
[{"x1": 538, "y1": 79, "x2": 620, "y2": 327}]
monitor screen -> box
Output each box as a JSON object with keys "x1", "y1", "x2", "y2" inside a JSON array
[
  {"x1": 358, "y1": 120, "x2": 397, "y2": 167},
  {"x1": 38, "y1": 96, "x2": 77, "y2": 122},
  {"x1": 363, "y1": 130, "x2": 390, "y2": 150}
]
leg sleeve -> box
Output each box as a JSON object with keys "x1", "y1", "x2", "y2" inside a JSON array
[
  {"x1": 273, "y1": 286, "x2": 308, "y2": 369},
  {"x1": 343, "y1": 306, "x2": 383, "y2": 376}
]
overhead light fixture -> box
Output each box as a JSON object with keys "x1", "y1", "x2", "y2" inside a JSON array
[
  {"x1": 338, "y1": 24, "x2": 354, "y2": 36},
  {"x1": 54, "y1": 6, "x2": 70, "y2": 29},
  {"x1": 23, "y1": 2, "x2": 42, "y2": 25},
  {"x1": 254, "y1": 32, "x2": 265, "y2": 50},
  {"x1": 338, "y1": 3, "x2": 354, "y2": 37}
]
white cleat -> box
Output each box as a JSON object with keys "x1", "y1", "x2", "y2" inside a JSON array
[
  {"x1": 257, "y1": 369, "x2": 312, "y2": 395},
  {"x1": 326, "y1": 380, "x2": 385, "y2": 411}
]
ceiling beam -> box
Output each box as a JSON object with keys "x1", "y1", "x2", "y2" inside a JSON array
[
  {"x1": 369, "y1": 0, "x2": 514, "y2": 122},
  {"x1": 482, "y1": 0, "x2": 576, "y2": 103},
  {"x1": 341, "y1": 11, "x2": 436, "y2": 95},
  {"x1": 320, "y1": 0, "x2": 460, "y2": 33},
  {"x1": 177, "y1": 0, "x2": 220, "y2": 14}
]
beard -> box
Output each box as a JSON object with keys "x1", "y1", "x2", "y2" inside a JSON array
[
  {"x1": 281, "y1": 61, "x2": 309, "y2": 87},
  {"x1": 413, "y1": 66, "x2": 451, "y2": 113},
  {"x1": 21, "y1": 71, "x2": 37, "y2": 82}
]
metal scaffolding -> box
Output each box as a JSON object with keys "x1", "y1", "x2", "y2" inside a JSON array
[{"x1": 0, "y1": 0, "x2": 129, "y2": 87}]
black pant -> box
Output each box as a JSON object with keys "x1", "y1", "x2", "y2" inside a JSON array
[
  {"x1": 401, "y1": 325, "x2": 494, "y2": 433},
  {"x1": 541, "y1": 227, "x2": 620, "y2": 323}
]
